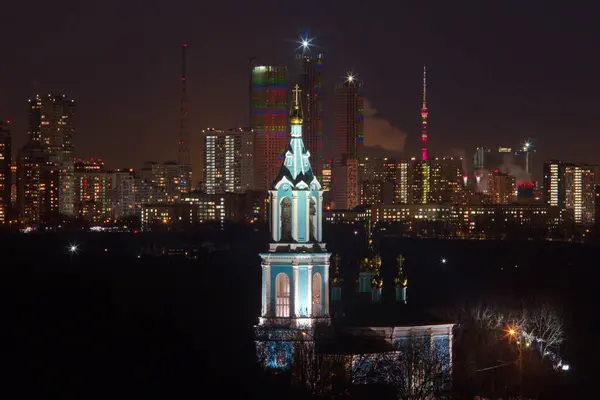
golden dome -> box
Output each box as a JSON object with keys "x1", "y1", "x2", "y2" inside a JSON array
[
  {"x1": 290, "y1": 104, "x2": 303, "y2": 125},
  {"x1": 393, "y1": 254, "x2": 408, "y2": 287},
  {"x1": 331, "y1": 254, "x2": 343, "y2": 285}
]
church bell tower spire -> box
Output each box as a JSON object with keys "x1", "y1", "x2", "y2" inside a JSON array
[{"x1": 257, "y1": 85, "x2": 331, "y2": 332}]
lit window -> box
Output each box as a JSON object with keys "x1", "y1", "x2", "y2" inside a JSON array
[
  {"x1": 275, "y1": 273, "x2": 290, "y2": 317},
  {"x1": 312, "y1": 272, "x2": 322, "y2": 316}
]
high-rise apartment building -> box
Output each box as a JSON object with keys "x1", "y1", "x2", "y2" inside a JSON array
[
  {"x1": 394, "y1": 161, "x2": 410, "y2": 204},
  {"x1": 543, "y1": 160, "x2": 566, "y2": 208},
  {"x1": 295, "y1": 52, "x2": 324, "y2": 179},
  {"x1": 0, "y1": 121, "x2": 11, "y2": 224},
  {"x1": 543, "y1": 160, "x2": 596, "y2": 225},
  {"x1": 428, "y1": 157, "x2": 463, "y2": 204},
  {"x1": 358, "y1": 157, "x2": 396, "y2": 205},
  {"x1": 250, "y1": 66, "x2": 289, "y2": 191},
  {"x1": 202, "y1": 127, "x2": 254, "y2": 194},
  {"x1": 332, "y1": 76, "x2": 364, "y2": 209},
  {"x1": 142, "y1": 162, "x2": 182, "y2": 203},
  {"x1": 27, "y1": 94, "x2": 76, "y2": 216},
  {"x1": 411, "y1": 159, "x2": 430, "y2": 205},
  {"x1": 17, "y1": 143, "x2": 61, "y2": 225},
  {"x1": 73, "y1": 159, "x2": 110, "y2": 223},
  {"x1": 488, "y1": 169, "x2": 516, "y2": 204},
  {"x1": 10, "y1": 161, "x2": 17, "y2": 208},
  {"x1": 565, "y1": 164, "x2": 596, "y2": 225},
  {"x1": 107, "y1": 168, "x2": 138, "y2": 220}
]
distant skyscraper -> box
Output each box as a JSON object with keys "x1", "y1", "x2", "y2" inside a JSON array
[
  {"x1": 17, "y1": 143, "x2": 60, "y2": 225},
  {"x1": 107, "y1": 168, "x2": 137, "y2": 220},
  {"x1": 565, "y1": 164, "x2": 596, "y2": 225},
  {"x1": 394, "y1": 161, "x2": 410, "y2": 204},
  {"x1": 332, "y1": 74, "x2": 364, "y2": 209},
  {"x1": 250, "y1": 65, "x2": 289, "y2": 191},
  {"x1": 0, "y1": 121, "x2": 11, "y2": 224},
  {"x1": 410, "y1": 159, "x2": 430, "y2": 205},
  {"x1": 359, "y1": 157, "x2": 397, "y2": 205},
  {"x1": 73, "y1": 159, "x2": 110, "y2": 223},
  {"x1": 428, "y1": 157, "x2": 463, "y2": 204},
  {"x1": 28, "y1": 94, "x2": 75, "y2": 164},
  {"x1": 543, "y1": 160, "x2": 566, "y2": 208},
  {"x1": 473, "y1": 146, "x2": 490, "y2": 171},
  {"x1": 142, "y1": 162, "x2": 182, "y2": 203},
  {"x1": 27, "y1": 94, "x2": 75, "y2": 216},
  {"x1": 487, "y1": 169, "x2": 516, "y2": 204},
  {"x1": 295, "y1": 50, "x2": 324, "y2": 179},
  {"x1": 202, "y1": 127, "x2": 254, "y2": 194},
  {"x1": 177, "y1": 44, "x2": 192, "y2": 196}
]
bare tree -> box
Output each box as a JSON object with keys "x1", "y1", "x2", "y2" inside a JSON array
[
  {"x1": 469, "y1": 304, "x2": 564, "y2": 358},
  {"x1": 255, "y1": 324, "x2": 345, "y2": 398},
  {"x1": 471, "y1": 305, "x2": 504, "y2": 331},
  {"x1": 291, "y1": 330, "x2": 347, "y2": 397},
  {"x1": 520, "y1": 304, "x2": 564, "y2": 357},
  {"x1": 352, "y1": 334, "x2": 452, "y2": 400}
]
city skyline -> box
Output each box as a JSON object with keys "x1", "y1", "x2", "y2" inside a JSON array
[{"x1": 1, "y1": 1, "x2": 598, "y2": 173}]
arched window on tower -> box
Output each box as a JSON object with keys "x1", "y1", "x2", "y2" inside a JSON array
[
  {"x1": 280, "y1": 197, "x2": 292, "y2": 242},
  {"x1": 275, "y1": 273, "x2": 290, "y2": 317},
  {"x1": 309, "y1": 197, "x2": 317, "y2": 242},
  {"x1": 312, "y1": 272, "x2": 322, "y2": 316}
]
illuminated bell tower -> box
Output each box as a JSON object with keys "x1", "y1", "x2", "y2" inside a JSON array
[{"x1": 259, "y1": 84, "x2": 330, "y2": 327}]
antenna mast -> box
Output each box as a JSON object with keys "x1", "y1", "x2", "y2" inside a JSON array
[
  {"x1": 178, "y1": 43, "x2": 190, "y2": 166},
  {"x1": 421, "y1": 65, "x2": 428, "y2": 161}
]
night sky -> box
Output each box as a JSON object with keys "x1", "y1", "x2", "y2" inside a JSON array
[{"x1": 1, "y1": 1, "x2": 598, "y2": 179}]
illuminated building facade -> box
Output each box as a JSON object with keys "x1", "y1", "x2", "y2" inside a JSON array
[
  {"x1": 140, "y1": 161, "x2": 184, "y2": 203},
  {"x1": 296, "y1": 52, "x2": 324, "y2": 180},
  {"x1": 360, "y1": 181, "x2": 395, "y2": 205},
  {"x1": 565, "y1": 164, "x2": 596, "y2": 226},
  {"x1": 358, "y1": 157, "x2": 396, "y2": 205},
  {"x1": 0, "y1": 121, "x2": 11, "y2": 224},
  {"x1": 543, "y1": 160, "x2": 566, "y2": 209},
  {"x1": 394, "y1": 161, "x2": 410, "y2": 204},
  {"x1": 321, "y1": 159, "x2": 332, "y2": 190},
  {"x1": 359, "y1": 157, "x2": 397, "y2": 183},
  {"x1": 251, "y1": 66, "x2": 289, "y2": 191},
  {"x1": 73, "y1": 159, "x2": 110, "y2": 223},
  {"x1": 428, "y1": 157, "x2": 463, "y2": 204},
  {"x1": 10, "y1": 162, "x2": 17, "y2": 207},
  {"x1": 326, "y1": 203, "x2": 558, "y2": 238},
  {"x1": 107, "y1": 169, "x2": 138, "y2": 220},
  {"x1": 411, "y1": 160, "x2": 430, "y2": 205},
  {"x1": 487, "y1": 169, "x2": 516, "y2": 204},
  {"x1": 332, "y1": 75, "x2": 363, "y2": 210},
  {"x1": 28, "y1": 94, "x2": 75, "y2": 216},
  {"x1": 17, "y1": 143, "x2": 61, "y2": 225},
  {"x1": 202, "y1": 127, "x2": 254, "y2": 194}
]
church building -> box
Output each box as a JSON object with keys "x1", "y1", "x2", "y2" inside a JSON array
[{"x1": 254, "y1": 84, "x2": 454, "y2": 388}]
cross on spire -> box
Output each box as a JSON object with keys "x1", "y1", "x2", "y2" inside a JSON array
[{"x1": 293, "y1": 84, "x2": 301, "y2": 105}]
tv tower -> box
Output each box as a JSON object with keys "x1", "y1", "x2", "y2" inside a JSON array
[
  {"x1": 178, "y1": 43, "x2": 190, "y2": 166},
  {"x1": 420, "y1": 65, "x2": 428, "y2": 161}
]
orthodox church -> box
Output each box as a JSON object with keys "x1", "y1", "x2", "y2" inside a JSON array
[{"x1": 254, "y1": 85, "x2": 454, "y2": 378}]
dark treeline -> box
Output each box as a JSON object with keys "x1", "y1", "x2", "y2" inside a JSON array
[{"x1": 2, "y1": 226, "x2": 597, "y2": 398}]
